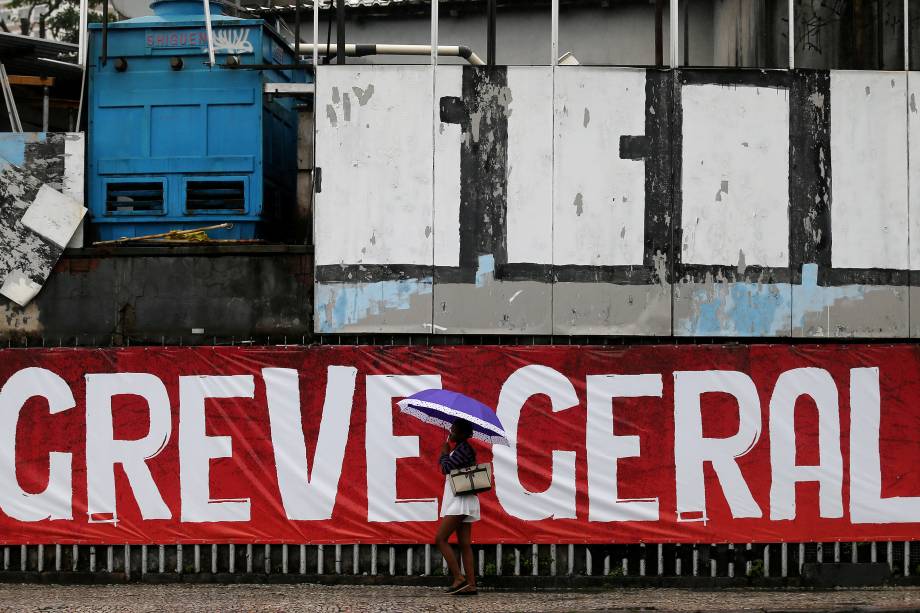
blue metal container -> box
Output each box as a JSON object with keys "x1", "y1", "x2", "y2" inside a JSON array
[{"x1": 87, "y1": 0, "x2": 308, "y2": 240}]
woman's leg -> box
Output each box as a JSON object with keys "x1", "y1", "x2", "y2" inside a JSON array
[
  {"x1": 457, "y1": 523, "x2": 476, "y2": 589},
  {"x1": 435, "y1": 516, "x2": 464, "y2": 586}
]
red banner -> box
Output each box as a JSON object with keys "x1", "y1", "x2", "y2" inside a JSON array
[{"x1": 0, "y1": 344, "x2": 919, "y2": 544}]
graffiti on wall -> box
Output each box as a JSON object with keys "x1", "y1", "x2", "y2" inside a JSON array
[{"x1": 314, "y1": 66, "x2": 918, "y2": 337}]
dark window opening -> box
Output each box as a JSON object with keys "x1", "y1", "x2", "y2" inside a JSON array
[
  {"x1": 186, "y1": 180, "x2": 246, "y2": 213},
  {"x1": 105, "y1": 181, "x2": 165, "y2": 214}
]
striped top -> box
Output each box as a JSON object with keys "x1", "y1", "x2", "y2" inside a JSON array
[{"x1": 439, "y1": 441, "x2": 476, "y2": 475}]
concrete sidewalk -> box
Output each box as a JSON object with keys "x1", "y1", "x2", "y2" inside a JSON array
[{"x1": 1, "y1": 584, "x2": 920, "y2": 612}]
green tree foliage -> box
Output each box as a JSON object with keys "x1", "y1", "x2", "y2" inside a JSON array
[{"x1": 2, "y1": 0, "x2": 111, "y2": 44}]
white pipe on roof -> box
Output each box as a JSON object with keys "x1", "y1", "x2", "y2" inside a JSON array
[{"x1": 297, "y1": 43, "x2": 485, "y2": 65}]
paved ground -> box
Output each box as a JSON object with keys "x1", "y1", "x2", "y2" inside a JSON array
[{"x1": 1, "y1": 584, "x2": 920, "y2": 612}]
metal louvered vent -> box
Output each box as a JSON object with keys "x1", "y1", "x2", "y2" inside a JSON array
[
  {"x1": 186, "y1": 180, "x2": 246, "y2": 213},
  {"x1": 105, "y1": 182, "x2": 164, "y2": 214}
]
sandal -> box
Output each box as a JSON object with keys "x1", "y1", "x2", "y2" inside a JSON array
[
  {"x1": 444, "y1": 580, "x2": 467, "y2": 594},
  {"x1": 451, "y1": 585, "x2": 478, "y2": 596}
]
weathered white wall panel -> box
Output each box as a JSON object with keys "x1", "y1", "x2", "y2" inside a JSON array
[
  {"x1": 314, "y1": 66, "x2": 433, "y2": 266},
  {"x1": 553, "y1": 67, "x2": 646, "y2": 266},
  {"x1": 507, "y1": 66, "x2": 553, "y2": 264},
  {"x1": 830, "y1": 71, "x2": 908, "y2": 270},
  {"x1": 907, "y1": 71, "x2": 920, "y2": 338},
  {"x1": 63, "y1": 133, "x2": 85, "y2": 248},
  {"x1": 434, "y1": 66, "x2": 462, "y2": 268},
  {"x1": 911, "y1": 73, "x2": 920, "y2": 272},
  {"x1": 681, "y1": 84, "x2": 789, "y2": 267}
]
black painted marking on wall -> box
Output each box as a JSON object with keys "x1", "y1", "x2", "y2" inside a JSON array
[
  {"x1": 439, "y1": 96, "x2": 465, "y2": 124},
  {"x1": 497, "y1": 263, "x2": 553, "y2": 283},
  {"x1": 619, "y1": 135, "x2": 651, "y2": 160},
  {"x1": 679, "y1": 69, "x2": 793, "y2": 90},
  {"x1": 433, "y1": 66, "x2": 511, "y2": 285},
  {"x1": 455, "y1": 66, "x2": 510, "y2": 275},
  {"x1": 669, "y1": 68, "x2": 684, "y2": 287},
  {"x1": 678, "y1": 264, "x2": 793, "y2": 284},
  {"x1": 827, "y1": 268, "x2": 910, "y2": 286},
  {"x1": 315, "y1": 263, "x2": 431, "y2": 283},
  {"x1": 642, "y1": 69, "x2": 673, "y2": 285},
  {"x1": 789, "y1": 70, "x2": 831, "y2": 286}
]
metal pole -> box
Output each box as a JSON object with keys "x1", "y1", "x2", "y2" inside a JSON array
[
  {"x1": 905, "y1": 0, "x2": 910, "y2": 70},
  {"x1": 487, "y1": 0, "x2": 496, "y2": 66},
  {"x1": 294, "y1": 0, "x2": 301, "y2": 65},
  {"x1": 336, "y1": 0, "x2": 345, "y2": 64},
  {"x1": 431, "y1": 0, "x2": 438, "y2": 67},
  {"x1": 102, "y1": 0, "x2": 109, "y2": 66},
  {"x1": 202, "y1": 0, "x2": 216, "y2": 66},
  {"x1": 0, "y1": 64, "x2": 22, "y2": 133},
  {"x1": 551, "y1": 0, "x2": 558, "y2": 65},
  {"x1": 313, "y1": 0, "x2": 318, "y2": 66},
  {"x1": 655, "y1": 0, "x2": 664, "y2": 66},
  {"x1": 42, "y1": 85, "x2": 49, "y2": 131},
  {"x1": 788, "y1": 0, "x2": 795, "y2": 69},
  {"x1": 877, "y1": 0, "x2": 884, "y2": 70},
  {"x1": 669, "y1": 0, "x2": 678, "y2": 67},
  {"x1": 78, "y1": 0, "x2": 88, "y2": 67}
]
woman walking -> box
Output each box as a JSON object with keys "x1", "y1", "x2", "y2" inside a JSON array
[{"x1": 435, "y1": 419, "x2": 479, "y2": 596}]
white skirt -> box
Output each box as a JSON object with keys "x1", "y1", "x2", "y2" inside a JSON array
[{"x1": 440, "y1": 477, "x2": 481, "y2": 523}]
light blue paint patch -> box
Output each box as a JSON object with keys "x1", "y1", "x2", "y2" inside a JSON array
[
  {"x1": 0, "y1": 133, "x2": 41, "y2": 166},
  {"x1": 680, "y1": 263, "x2": 874, "y2": 337},
  {"x1": 475, "y1": 254, "x2": 495, "y2": 288},
  {"x1": 316, "y1": 278, "x2": 433, "y2": 332},
  {"x1": 791, "y1": 263, "x2": 865, "y2": 331},
  {"x1": 680, "y1": 281, "x2": 791, "y2": 336}
]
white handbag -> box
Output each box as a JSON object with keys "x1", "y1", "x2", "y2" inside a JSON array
[{"x1": 449, "y1": 463, "x2": 493, "y2": 496}]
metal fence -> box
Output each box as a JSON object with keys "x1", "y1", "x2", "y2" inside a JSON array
[{"x1": 3, "y1": 542, "x2": 917, "y2": 580}]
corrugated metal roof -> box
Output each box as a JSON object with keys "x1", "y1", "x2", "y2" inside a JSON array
[{"x1": 0, "y1": 31, "x2": 79, "y2": 83}]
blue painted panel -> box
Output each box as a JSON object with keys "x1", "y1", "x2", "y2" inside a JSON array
[
  {"x1": 93, "y1": 107, "x2": 146, "y2": 158},
  {"x1": 208, "y1": 106, "x2": 258, "y2": 156},
  {"x1": 150, "y1": 105, "x2": 205, "y2": 157}
]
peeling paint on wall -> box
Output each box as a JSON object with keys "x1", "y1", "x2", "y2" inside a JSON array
[
  {"x1": 315, "y1": 278, "x2": 434, "y2": 334},
  {"x1": 676, "y1": 275, "x2": 791, "y2": 337}
]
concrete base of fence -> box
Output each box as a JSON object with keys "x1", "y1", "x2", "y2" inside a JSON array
[
  {"x1": 2, "y1": 571, "x2": 920, "y2": 589},
  {"x1": 802, "y1": 563, "x2": 892, "y2": 588}
]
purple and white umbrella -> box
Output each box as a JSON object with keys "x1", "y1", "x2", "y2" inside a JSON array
[{"x1": 397, "y1": 389, "x2": 510, "y2": 446}]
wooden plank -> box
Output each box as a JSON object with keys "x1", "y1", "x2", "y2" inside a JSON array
[{"x1": 7, "y1": 75, "x2": 54, "y2": 87}]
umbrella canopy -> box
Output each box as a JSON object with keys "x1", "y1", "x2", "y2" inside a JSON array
[{"x1": 397, "y1": 389, "x2": 510, "y2": 446}]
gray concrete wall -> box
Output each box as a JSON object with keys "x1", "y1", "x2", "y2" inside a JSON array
[{"x1": 0, "y1": 247, "x2": 313, "y2": 344}]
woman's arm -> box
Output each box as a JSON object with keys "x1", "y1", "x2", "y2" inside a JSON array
[{"x1": 439, "y1": 442, "x2": 475, "y2": 474}]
